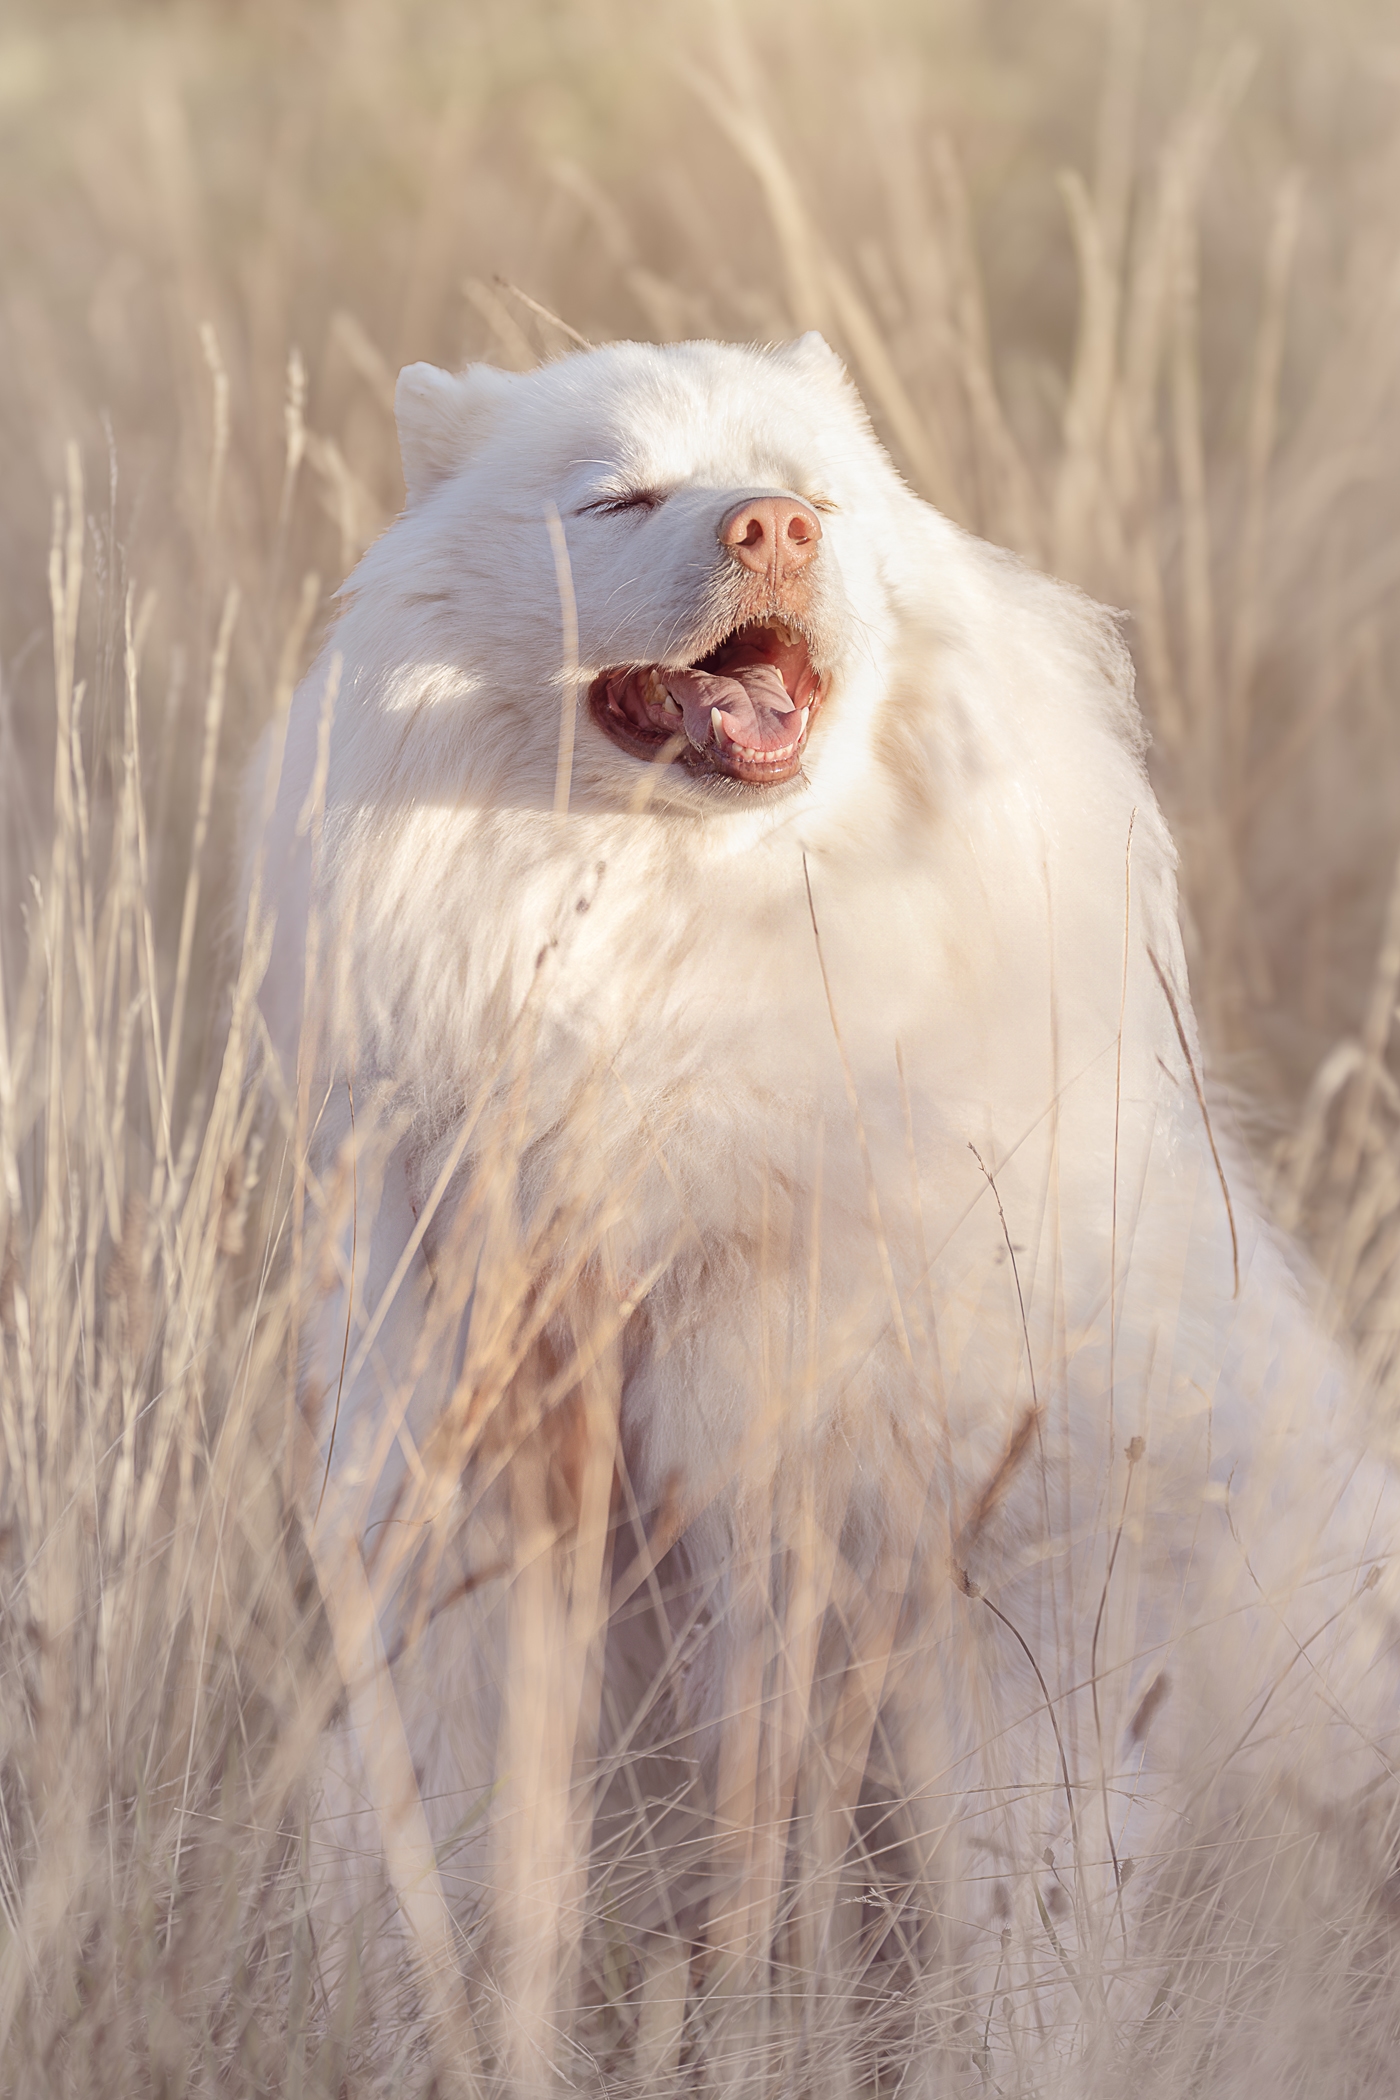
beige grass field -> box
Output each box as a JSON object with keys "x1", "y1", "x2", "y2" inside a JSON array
[{"x1": 2, "y1": 0, "x2": 1400, "y2": 2091}]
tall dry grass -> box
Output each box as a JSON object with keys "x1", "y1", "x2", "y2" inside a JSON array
[{"x1": 3, "y1": 0, "x2": 1400, "y2": 2091}]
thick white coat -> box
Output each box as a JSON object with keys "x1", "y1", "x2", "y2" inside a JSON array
[{"x1": 248, "y1": 336, "x2": 1400, "y2": 2075}]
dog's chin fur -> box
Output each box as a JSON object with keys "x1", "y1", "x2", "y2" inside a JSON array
[{"x1": 246, "y1": 335, "x2": 1400, "y2": 2087}]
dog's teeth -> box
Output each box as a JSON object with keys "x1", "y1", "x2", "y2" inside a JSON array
[
  {"x1": 798, "y1": 707, "x2": 809, "y2": 734},
  {"x1": 711, "y1": 707, "x2": 725, "y2": 743},
  {"x1": 662, "y1": 692, "x2": 682, "y2": 717}
]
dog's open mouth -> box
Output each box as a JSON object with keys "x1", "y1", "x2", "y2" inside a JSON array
[{"x1": 588, "y1": 619, "x2": 823, "y2": 786}]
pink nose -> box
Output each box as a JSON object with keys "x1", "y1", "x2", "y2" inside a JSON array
[{"x1": 718, "y1": 495, "x2": 822, "y2": 579}]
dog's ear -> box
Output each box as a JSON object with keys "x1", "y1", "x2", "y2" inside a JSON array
[
  {"x1": 773, "y1": 332, "x2": 849, "y2": 382},
  {"x1": 395, "y1": 362, "x2": 517, "y2": 503}
]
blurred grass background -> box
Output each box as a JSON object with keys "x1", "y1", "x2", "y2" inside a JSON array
[{"x1": 3, "y1": 0, "x2": 1400, "y2": 2089}]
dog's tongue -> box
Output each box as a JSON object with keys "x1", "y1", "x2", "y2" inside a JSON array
[{"x1": 664, "y1": 661, "x2": 798, "y2": 756}]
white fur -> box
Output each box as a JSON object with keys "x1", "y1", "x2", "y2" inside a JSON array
[{"x1": 248, "y1": 337, "x2": 1400, "y2": 2085}]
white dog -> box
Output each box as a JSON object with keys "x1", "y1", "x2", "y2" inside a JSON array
[{"x1": 249, "y1": 336, "x2": 1400, "y2": 2093}]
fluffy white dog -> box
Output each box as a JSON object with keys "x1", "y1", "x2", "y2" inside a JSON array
[{"x1": 249, "y1": 335, "x2": 1400, "y2": 2094}]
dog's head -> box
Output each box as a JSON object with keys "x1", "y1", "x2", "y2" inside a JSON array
[{"x1": 367, "y1": 335, "x2": 924, "y2": 814}]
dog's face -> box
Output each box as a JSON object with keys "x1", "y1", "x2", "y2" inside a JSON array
[{"x1": 379, "y1": 336, "x2": 917, "y2": 811}]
